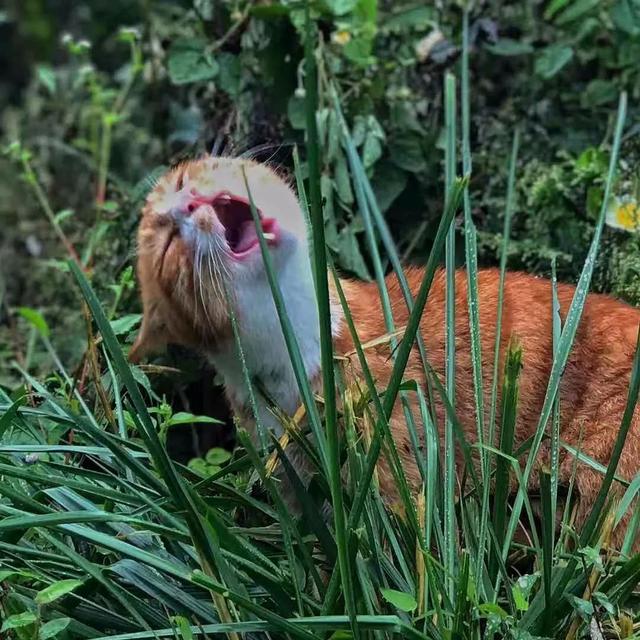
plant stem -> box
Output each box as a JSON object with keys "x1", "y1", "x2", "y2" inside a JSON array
[{"x1": 21, "y1": 156, "x2": 81, "y2": 264}]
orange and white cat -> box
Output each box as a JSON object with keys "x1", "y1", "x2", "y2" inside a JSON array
[{"x1": 131, "y1": 156, "x2": 640, "y2": 548}]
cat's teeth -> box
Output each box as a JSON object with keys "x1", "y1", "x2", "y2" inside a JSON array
[
  {"x1": 217, "y1": 193, "x2": 231, "y2": 203},
  {"x1": 263, "y1": 232, "x2": 276, "y2": 241}
]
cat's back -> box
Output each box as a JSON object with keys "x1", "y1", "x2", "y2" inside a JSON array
[{"x1": 337, "y1": 266, "x2": 640, "y2": 431}]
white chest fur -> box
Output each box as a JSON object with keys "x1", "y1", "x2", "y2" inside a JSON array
[{"x1": 207, "y1": 244, "x2": 341, "y2": 437}]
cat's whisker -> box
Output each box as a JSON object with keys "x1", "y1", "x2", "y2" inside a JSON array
[
  {"x1": 196, "y1": 250, "x2": 214, "y2": 329},
  {"x1": 206, "y1": 243, "x2": 225, "y2": 302},
  {"x1": 213, "y1": 235, "x2": 231, "y2": 281},
  {"x1": 192, "y1": 246, "x2": 201, "y2": 322}
]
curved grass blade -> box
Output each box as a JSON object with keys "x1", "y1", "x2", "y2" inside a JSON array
[
  {"x1": 515, "y1": 92, "x2": 628, "y2": 631},
  {"x1": 93, "y1": 615, "x2": 432, "y2": 640}
]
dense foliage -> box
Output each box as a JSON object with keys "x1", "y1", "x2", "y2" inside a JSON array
[
  {"x1": 1, "y1": 1, "x2": 640, "y2": 639},
  {"x1": 3, "y1": 0, "x2": 640, "y2": 382}
]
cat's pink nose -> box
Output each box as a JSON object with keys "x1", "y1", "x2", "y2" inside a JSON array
[{"x1": 185, "y1": 198, "x2": 208, "y2": 215}]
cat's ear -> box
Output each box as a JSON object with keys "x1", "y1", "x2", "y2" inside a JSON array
[{"x1": 129, "y1": 305, "x2": 169, "y2": 363}]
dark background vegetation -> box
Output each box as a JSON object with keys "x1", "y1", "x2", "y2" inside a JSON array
[{"x1": 1, "y1": 0, "x2": 640, "y2": 454}]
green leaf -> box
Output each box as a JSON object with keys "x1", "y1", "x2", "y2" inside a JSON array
[
  {"x1": 35, "y1": 578, "x2": 84, "y2": 605},
  {"x1": 324, "y1": 0, "x2": 358, "y2": 15},
  {"x1": 582, "y1": 79, "x2": 618, "y2": 107},
  {"x1": 287, "y1": 95, "x2": 307, "y2": 130},
  {"x1": 217, "y1": 52, "x2": 241, "y2": 97},
  {"x1": 593, "y1": 591, "x2": 615, "y2": 615},
  {"x1": 380, "y1": 588, "x2": 418, "y2": 612},
  {"x1": 579, "y1": 546, "x2": 604, "y2": 571},
  {"x1": 611, "y1": 0, "x2": 640, "y2": 36},
  {"x1": 383, "y1": 6, "x2": 434, "y2": 31},
  {"x1": 478, "y1": 603, "x2": 509, "y2": 620},
  {"x1": 545, "y1": 0, "x2": 572, "y2": 18},
  {"x1": 567, "y1": 595, "x2": 594, "y2": 621},
  {"x1": 389, "y1": 133, "x2": 426, "y2": 172},
  {"x1": 0, "y1": 570, "x2": 18, "y2": 580},
  {"x1": 205, "y1": 448, "x2": 232, "y2": 465},
  {"x1": 110, "y1": 313, "x2": 142, "y2": 336},
  {"x1": 512, "y1": 585, "x2": 529, "y2": 612},
  {"x1": 372, "y1": 162, "x2": 407, "y2": 213},
  {"x1": 188, "y1": 458, "x2": 214, "y2": 478},
  {"x1": 362, "y1": 135, "x2": 381, "y2": 168},
  {"x1": 534, "y1": 44, "x2": 574, "y2": 79},
  {"x1": 351, "y1": 116, "x2": 367, "y2": 146},
  {"x1": 17, "y1": 307, "x2": 50, "y2": 338},
  {"x1": 54, "y1": 208, "x2": 75, "y2": 224},
  {"x1": 554, "y1": 0, "x2": 600, "y2": 24},
  {"x1": 361, "y1": 118, "x2": 384, "y2": 168},
  {"x1": 39, "y1": 618, "x2": 71, "y2": 640},
  {"x1": 486, "y1": 38, "x2": 533, "y2": 56},
  {"x1": 172, "y1": 616, "x2": 194, "y2": 640},
  {"x1": 36, "y1": 64, "x2": 56, "y2": 93},
  {"x1": 356, "y1": 0, "x2": 377, "y2": 22},
  {"x1": 336, "y1": 226, "x2": 371, "y2": 280},
  {"x1": 334, "y1": 153, "x2": 354, "y2": 204},
  {"x1": 343, "y1": 34, "x2": 375, "y2": 66},
  {"x1": 166, "y1": 412, "x2": 223, "y2": 427},
  {"x1": 512, "y1": 574, "x2": 538, "y2": 612},
  {"x1": 1, "y1": 612, "x2": 37, "y2": 632},
  {"x1": 168, "y1": 39, "x2": 218, "y2": 85}
]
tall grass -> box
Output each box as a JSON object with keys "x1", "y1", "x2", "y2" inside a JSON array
[{"x1": 0, "y1": 11, "x2": 639, "y2": 640}]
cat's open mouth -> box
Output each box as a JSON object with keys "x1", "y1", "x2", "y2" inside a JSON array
[{"x1": 213, "y1": 193, "x2": 279, "y2": 259}]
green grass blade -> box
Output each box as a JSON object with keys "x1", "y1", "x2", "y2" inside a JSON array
[
  {"x1": 302, "y1": 9, "x2": 358, "y2": 634},
  {"x1": 328, "y1": 265, "x2": 421, "y2": 536},
  {"x1": 477, "y1": 131, "x2": 520, "y2": 592},
  {"x1": 334, "y1": 83, "x2": 426, "y2": 496},
  {"x1": 502, "y1": 93, "x2": 627, "y2": 565},
  {"x1": 538, "y1": 466, "x2": 553, "y2": 635},
  {"x1": 460, "y1": 9, "x2": 488, "y2": 597},
  {"x1": 452, "y1": 551, "x2": 471, "y2": 639},
  {"x1": 516, "y1": 92, "x2": 628, "y2": 632},
  {"x1": 550, "y1": 258, "x2": 562, "y2": 524},
  {"x1": 91, "y1": 615, "x2": 432, "y2": 640},
  {"x1": 490, "y1": 344, "x2": 522, "y2": 579},
  {"x1": 443, "y1": 71, "x2": 458, "y2": 603}
]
